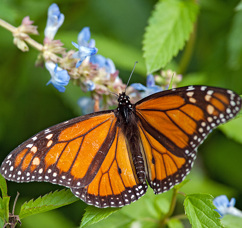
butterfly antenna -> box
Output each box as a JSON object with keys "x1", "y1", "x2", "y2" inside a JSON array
[
  {"x1": 125, "y1": 61, "x2": 138, "y2": 93},
  {"x1": 108, "y1": 90, "x2": 119, "y2": 97}
]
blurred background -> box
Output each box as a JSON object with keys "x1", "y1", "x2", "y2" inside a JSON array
[{"x1": 0, "y1": 0, "x2": 242, "y2": 227}]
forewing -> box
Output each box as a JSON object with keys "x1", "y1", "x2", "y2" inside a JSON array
[
  {"x1": 1, "y1": 111, "x2": 119, "y2": 189},
  {"x1": 135, "y1": 86, "x2": 241, "y2": 193},
  {"x1": 71, "y1": 126, "x2": 147, "y2": 208}
]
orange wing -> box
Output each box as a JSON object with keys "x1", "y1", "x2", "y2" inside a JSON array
[
  {"x1": 135, "y1": 86, "x2": 241, "y2": 193},
  {"x1": 1, "y1": 110, "x2": 147, "y2": 207},
  {"x1": 71, "y1": 126, "x2": 147, "y2": 207}
]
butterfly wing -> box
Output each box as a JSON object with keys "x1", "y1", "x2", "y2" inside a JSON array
[
  {"x1": 135, "y1": 86, "x2": 241, "y2": 194},
  {"x1": 1, "y1": 110, "x2": 147, "y2": 207},
  {"x1": 70, "y1": 126, "x2": 147, "y2": 208},
  {"x1": 1, "y1": 111, "x2": 115, "y2": 187}
]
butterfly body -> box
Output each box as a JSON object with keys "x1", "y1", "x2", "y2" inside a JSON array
[{"x1": 1, "y1": 86, "x2": 241, "y2": 208}]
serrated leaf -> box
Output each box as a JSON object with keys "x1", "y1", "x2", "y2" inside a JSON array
[
  {"x1": 19, "y1": 189, "x2": 78, "y2": 219},
  {"x1": 143, "y1": 0, "x2": 199, "y2": 74},
  {"x1": 184, "y1": 194, "x2": 222, "y2": 228},
  {"x1": 0, "y1": 174, "x2": 7, "y2": 197},
  {"x1": 167, "y1": 218, "x2": 184, "y2": 228},
  {"x1": 80, "y1": 206, "x2": 120, "y2": 228}
]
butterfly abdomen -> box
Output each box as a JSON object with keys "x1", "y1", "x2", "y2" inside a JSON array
[{"x1": 116, "y1": 92, "x2": 146, "y2": 183}]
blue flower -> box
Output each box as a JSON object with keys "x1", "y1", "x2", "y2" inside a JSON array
[
  {"x1": 84, "y1": 80, "x2": 95, "y2": 91},
  {"x1": 72, "y1": 27, "x2": 98, "y2": 68},
  {"x1": 213, "y1": 195, "x2": 242, "y2": 218},
  {"x1": 78, "y1": 27, "x2": 95, "y2": 48},
  {"x1": 72, "y1": 42, "x2": 98, "y2": 68},
  {"x1": 90, "y1": 54, "x2": 116, "y2": 74},
  {"x1": 44, "y1": 3, "x2": 64, "y2": 40},
  {"x1": 131, "y1": 74, "x2": 162, "y2": 98},
  {"x1": 45, "y1": 62, "x2": 70, "y2": 92}
]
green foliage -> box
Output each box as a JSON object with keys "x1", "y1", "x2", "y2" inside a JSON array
[
  {"x1": 0, "y1": 196, "x2": 10, "y2": 224},
  {"x1": 0, "y1": 174, "x2": 9, "y2": 226},
  {"x1": 19, "y1": 189, "x2": 78, "y2": 219},
  {"x1": 236, "y1": 1, "x2": 242, "y2": 11},
  {"x1": 143, "y1": 0, "x2": 199, "y2": 74},
  {"x1": 80, "y1": 187, "x2": 170, "y2": 228},
  {"x1": 0, "y1": 174, "x2": 8, "y2": 198},
  {"x1": 221, "y1": 214, "x2": 242, "y2": 228},
  {"x1": 81, "y1": 211, "x2": 133, "y2": 228},
  {"x1": 220, "y1": 117, "x2": 242, "y2": 144},
  {"x1": 227, "y1": 10, "x2": 242, "y2": 70},
  {"x1": 167, "y1": 218, "x2": 183, "y2": 228},
  {"x1": 184, "y1": 194, "x2": 222, "y2": 228},
  {"x1": 19, "y1": 210, "x2": 76, "y2": 228},
  {"x1": 80, "y1": 206, "x2": 120, "y2": 227}
]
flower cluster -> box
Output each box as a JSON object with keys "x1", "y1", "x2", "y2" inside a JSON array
[
  {"x1": 13, "y1": 16, "x2": 39, "y2": 52},
  {"x1": 7, "y1": 3, "x2": 182, "y2": 113}
]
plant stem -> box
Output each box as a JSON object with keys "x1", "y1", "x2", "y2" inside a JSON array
[
  {"x1": 12, "y1": 192, "x2": 20, "y2": 215},
  {"x1": 170, "y1": 213, "x2": 187, "y2": 220},
  {"x1": 178, "y1": 22, "x2": 197, "y2": 75},
  {"x1": 159, "y1": 188, "x2": 179, "y2": 227}
]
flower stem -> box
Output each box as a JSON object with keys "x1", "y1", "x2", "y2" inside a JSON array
[
  {"x1": 0, "y1": 19, "x2": 16, "y2": 33},
  {"x1": 0, "y1": 18, "x2": 44, "y2": 52}
]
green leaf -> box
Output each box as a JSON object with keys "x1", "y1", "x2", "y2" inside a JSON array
[
  {"x1": 184, "y1": 194, "x2": 222, "y2": 228},
  {"x1": 81, "y1": 211, "x2": 133, "y2": 228},
  {"x1": 143, "y1": 0, "x2": 199, "y2": 74},
  {"x1": 80, "y1": 206, "x2": 120, "y2": 228},
  {"x1": 0, "y1": 174, "x2": 8, "y2": 197},
  {"x1": 0, "y1": 196, "x2": 10, "y2": 223},
  {"x1": 121, "y1": 187, "x2": 171, "y2": 221},
  {"x1": 19, "y1": 189, "x2": 78, "y2": 219},
  {"x1": 0, "y1": 217, "x2": 4, "y2": 228},
  {"x1": 21, "y1": 210, "x2": 75, "y2": 228},
  {"x1": 167, "y1": 218, "x2": 184, "y2": 228},
  {"x1": 221, "y1": 214, "x2": 242, "y2": 228}
]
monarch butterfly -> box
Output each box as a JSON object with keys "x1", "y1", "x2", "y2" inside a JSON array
[{"x1": 1, "y1": 85, "x2": 241, "y2": 208}]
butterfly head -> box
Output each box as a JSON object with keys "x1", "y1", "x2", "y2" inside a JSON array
[
  {"x1": 117, "y1": 92, "x2": 132, "y2": 107},
  {"x1": 117, "y1": 92, "x2": 133, "y2": 123}
]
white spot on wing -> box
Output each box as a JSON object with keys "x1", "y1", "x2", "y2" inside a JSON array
[{"x1": 26, "y1": 144, "x2": 33, "y2": 148}]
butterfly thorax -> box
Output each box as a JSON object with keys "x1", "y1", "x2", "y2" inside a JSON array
[{"x1": 116, "y1": 92, "x2": 133, "y2": 124}]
